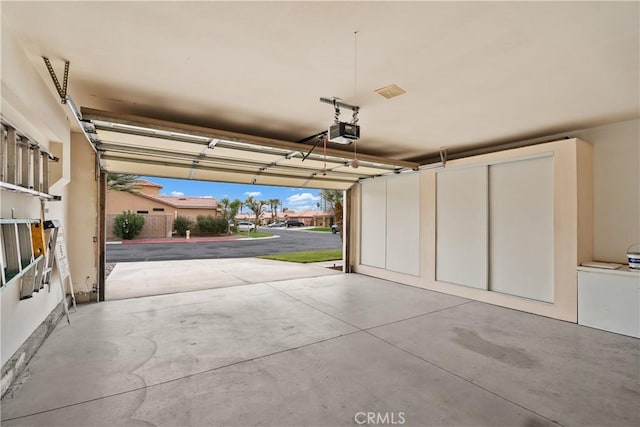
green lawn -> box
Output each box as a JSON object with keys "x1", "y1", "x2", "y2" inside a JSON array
[
  {"x1": 259, "y1": 249, "x2": 342, "y2": 263},
  {"x1": 305, "y1": 227, "x2": 332, "y2": 232},
  {"x1": 232, "y1": 231, "x2": 273, "y2": 238}
]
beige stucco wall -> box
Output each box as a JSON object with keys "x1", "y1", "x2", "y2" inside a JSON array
[
  {"x1": 106, "y1": 191, "x2": 221, "y2": 238},
  {"x1": 176, "y1": 208, "x2": 219, "y2": 220},
  {"x1": 106, "y1": 214, "x2": 173, "y2": 240},
  {"x1": 107, "y1": 191, "x2": 218, "y2": 221},
  {"x1": 1, "y1": 21, "x2": 71, "y2": 366},
  {"x1": 352, "y1": 138, "x2": 593, "y2": 322},
  {"x1": 66, "y1": 132, "x2": 98, "y2": 295},
  {"x1": 108, "y1": 190, "x2": 177, "y2": 216}
]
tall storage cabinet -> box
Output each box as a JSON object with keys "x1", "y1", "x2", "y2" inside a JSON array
[
  {"x1": 360, "y1": 172, "x2": 420, "y2": 276},
  {"x1": 355, "y1": 138, "x2": 592, "y2": 322},
  {"x1": 431, "y1": 139, "x2": 592, "y2": 321},
  {"x1": 435, "y1": 154, "x2": 554, "y2": 302}
]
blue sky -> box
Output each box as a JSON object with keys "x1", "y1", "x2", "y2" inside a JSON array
[{"x1": 141, "y1": 176, "x2": 327, "y2": 212}]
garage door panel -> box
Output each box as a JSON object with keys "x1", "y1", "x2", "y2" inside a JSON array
[
  {"x1": 98, "y1": 130, "x2": 204, "y2": 155},
  {"x1": 205, "y1": 146, "x2": 284, "y2": 163},
  {"x1": 103, "y1": 160, "x2": 193, "y2": 180},
  {"x1": 89, "y1": 111, "x2": 419, "y2": 190},
  {"x1": 332, "y1": 165, "x2": 389, "y2": 176},
  {"x1": 192, "y1": 169, "x2": 257, "y2": 185}
]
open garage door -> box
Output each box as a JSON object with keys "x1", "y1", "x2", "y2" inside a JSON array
[
  {"x1": 82, "y1": 108, "x2": 419, "y2": 301},
  {"x1": 81, "y1": 108, "x2": 418, "y2": 190}
]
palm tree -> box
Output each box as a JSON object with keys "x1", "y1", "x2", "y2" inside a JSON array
[
  {"x1": 229, "y1": 199, "x2": 242, "y2": 221},
  {"x1": 320, "y1": 190, "x2": 344, "y2": 238},
  {"x1": 245, "y1": 196, "x2": 268, "y2": 227},
  {"x1": 107, "y1": 173, "x2": 140, "y2": 192},
  {"x1": 268, "y1": 198, "x2": 281, "y2": 221},
  {"x1": 219, "y1": 197, "x2": 230, "y2": 219}
]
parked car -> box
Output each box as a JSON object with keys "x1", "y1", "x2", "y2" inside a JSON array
[
  {"x1": 284, "y1": 219, "x2": 304, "y2": 227},
  {"x1": 236, "y1": 221, "x2": 256, "y2": 232},
  {"x1": 331, "y1": 224, "x2": 339, "y2": 234},
  {"x1": 268, "y1": 221, "x2": 285, "y2": 228}
]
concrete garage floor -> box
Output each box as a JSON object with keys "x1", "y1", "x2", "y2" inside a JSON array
[
  {"x1": 105, "y1": 258, "x2": 342, "y2": 300},
  {"x1": 2, "y1": 273, "x2": 638, "y2": 427}
]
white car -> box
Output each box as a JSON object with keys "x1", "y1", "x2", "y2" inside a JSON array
[{"x1": 236, "y1": 221, "x2": 256, "y2": 232}]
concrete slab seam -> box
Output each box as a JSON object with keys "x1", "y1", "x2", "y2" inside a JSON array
[
  {"x1": 363, "y1": 331, "x2": 564, "y2": 427},
  {"x1": 264, "y1": 285, "x2": 563, "y2": 426},
  {"x1": 0, "y1": 329, "x2": 363, "y2": 422},
  {"x1": 264, "y1": 283, "x2": 363, "y2": 331},
  {"x1": 265, "y1": 282, "x2": 474, "y2": 336},
  {"x1": 362, "y1": 301, "x2": 475, "y2": 331}
]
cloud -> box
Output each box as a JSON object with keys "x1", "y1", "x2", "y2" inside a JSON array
[
  {"x1": 287, "y1": 193, "x2": 321, "y2": 211},
  {"x1": 244, "y1": 191, "x2": 261, "y2": 197},
  {"x1": 171, "y1": 191, "x2": 184, "y2": 196}
]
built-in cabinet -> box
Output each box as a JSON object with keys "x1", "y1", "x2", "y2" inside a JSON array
[
  {"x1": 578, "y1": 267, "x2": 640, "y2": 338},
  {"x1": 436, "y1": 165, "x2": 487, "y2": 290},
  {"x1": 436, "y1": 154, "x2": 554, "y2": 302},
  {"x1": 360, "y1": 172, "x2": 420, "y2": 276},
  {"x1": 355, "y1": 138, "x2": 592, "y2": 323}
]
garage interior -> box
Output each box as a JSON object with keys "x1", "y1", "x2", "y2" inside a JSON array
[{"x1": 1, "y1": 2, "x2": 638, "y2": 427}]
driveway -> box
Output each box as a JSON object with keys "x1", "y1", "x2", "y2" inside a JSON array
[
  {"x1": 106, "y1": 228, "x2": 341, "y2": 262},
  {"x1": 105, "y1": 257, "x2": 342, "y2": 300}
]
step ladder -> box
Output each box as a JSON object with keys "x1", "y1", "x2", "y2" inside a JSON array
[{"x1": 0, "y1": 219, "x2": 75, "y2": 323}]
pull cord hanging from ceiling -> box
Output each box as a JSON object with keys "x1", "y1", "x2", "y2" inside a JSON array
[{"x1": 352, "y1": 30, "x2": 360, "y2": 169}]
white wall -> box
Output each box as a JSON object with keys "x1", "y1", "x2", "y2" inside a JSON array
[
  {"x1": 1, "y1": 20, "x2": 71, "y2": 366},
  {"x1": 570, "y1": 119, "x2": 639, "y2": 262}
]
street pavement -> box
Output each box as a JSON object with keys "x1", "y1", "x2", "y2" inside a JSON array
[{"x1": 106, "y1": 228, "x2": 342, "y2": 262}]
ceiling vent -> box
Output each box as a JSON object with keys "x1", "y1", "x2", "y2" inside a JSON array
[{"x1": 375, "y1": 84, "x2": 406, "y2": 99}]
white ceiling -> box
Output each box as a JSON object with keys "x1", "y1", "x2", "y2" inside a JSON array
[{"x1": 2, "y1": 1, "x2": 638, "y2": 161}]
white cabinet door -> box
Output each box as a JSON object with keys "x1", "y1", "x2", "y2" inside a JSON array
[
  {"x1": 578, "y1": 270, "x2": 640, "y2": 338},
  {"x1": 436, "y1": 166, "x2": 488, "y2": 289},
  {"x1": 489, "y1": 156, "x2": 554, "y2": 302},
  {"x1": 360, "y1": 179, "x2": 387, "y2": 269},
  {"x1": 386, "y1": 173, "x2": 420, "y2": 276}
]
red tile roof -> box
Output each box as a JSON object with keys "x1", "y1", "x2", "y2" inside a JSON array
[
  {"x1": 135, "y1": 180, "x2": 163, "y2": 188},
  {"x1": 137, "y1": 193, "x2": 218, "y2": 209},
  {"x1": 285, "y1": 210, "x2": 330, "y2": 218}
]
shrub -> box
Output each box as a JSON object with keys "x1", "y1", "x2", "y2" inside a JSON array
[
  {"x1": 196, "y1": 215, "x2": 228, "y2": 234},
  {"x1": 113, "y1": 211, "x2": 145, "y2": 240},
  {"x1": 212, "y1": 217, "x2": 230, "y2": 234},
  {"x1": 173, "y1": 215, "x2": 194, "y2": 237}
]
